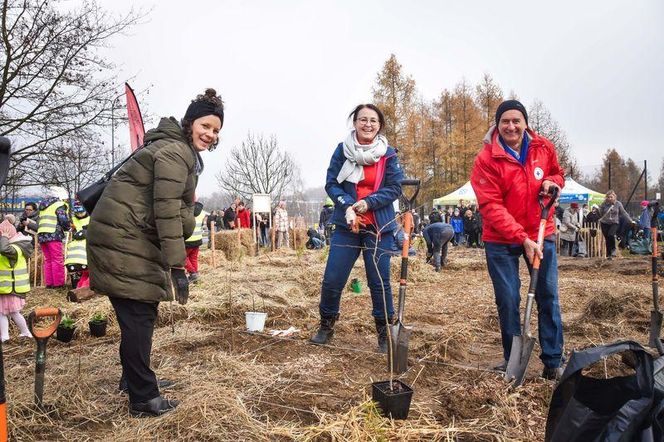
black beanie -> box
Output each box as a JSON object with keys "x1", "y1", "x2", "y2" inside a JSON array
[
  {"x1": 183, "y1": 88, "x2": 224, "y2": 127},
  {"x1": 495, "y1": 100, "x2": 528, "y2": 126},
  {"x1": 183, "y1": 99, "x2": 224, "y2": 128}
]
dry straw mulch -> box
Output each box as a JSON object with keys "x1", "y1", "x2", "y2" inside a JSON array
[{"x1": 4, "y1": 245, "x2": 658, "y2": 440}]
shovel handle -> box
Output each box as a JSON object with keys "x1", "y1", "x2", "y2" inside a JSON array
[
  {"x1": 538, "y1": 186, "x2": 559, "y2": 220},
  {"x1": 28, "y1": 308, "x2": 62, "y2": 339},
  {"x1": 400, "y1": 179, "x2": 420, "y2": 211}
]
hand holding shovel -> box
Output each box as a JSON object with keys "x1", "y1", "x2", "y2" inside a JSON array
[{"x1": 505, "y1": 186, "x2": 559, "y2": 387}]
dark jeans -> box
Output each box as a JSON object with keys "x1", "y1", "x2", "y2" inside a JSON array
[
  {"x1": 561, "y1": 239, "x2": 574, "y2": 256},
  {"x1": 109, "y1": 297, "x2": 159, "y2": 403},
  {"x1": 423, "y1": 224, "x2": 454, "y2": 269},
  {"x1": 484, "y1": 240, "x2": 563, "y2": 368},
  {"x1": 466, "y1": 230, "x2": 480, "y2": 247},
  {"x1": 319, "y1": 226, "x2": 394, "y2": 318},
  {"x1": 601, "y1": 223, "x2": 619, "y2": 257}
]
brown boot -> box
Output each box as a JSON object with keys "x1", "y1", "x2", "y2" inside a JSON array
[{"x1": 67, "y1": 286, "x2": 97, "y2": 303}]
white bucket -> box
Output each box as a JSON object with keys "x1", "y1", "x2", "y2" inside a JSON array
[{"x1": 245, "y1": 311, "x2": 267, "y2": 332}]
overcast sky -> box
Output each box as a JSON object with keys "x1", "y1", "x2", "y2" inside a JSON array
[{"x1": 98, "y1": 0, "x2": 664, "y2": 197}]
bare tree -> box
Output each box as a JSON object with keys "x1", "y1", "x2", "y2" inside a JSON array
[
  {"x1": 528, "y1": 99, "x2": 577, "y2": 176},
  {"x1": 215, "y1": 133, "x2": 299, "y2": 203},
  {"x1": 36, "y1": 130, "x2": 112, "y2": 198},
  {"x1": 198, "y1": 190, "x2": 235, "y2": 211},
  {"x1": 0, "y1": 0, "x2": 142, "y2": 176}
]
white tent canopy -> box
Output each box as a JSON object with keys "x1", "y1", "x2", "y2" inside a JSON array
[
  {"x1": 432, "y1": 181, "x2": 476, "y2": 207},
  {"x1": 559, "y1": 176, "x2": 605, "y2": 205},
  {"x1": 432, "y1": 177, "x2": 605, "y2": 208}
]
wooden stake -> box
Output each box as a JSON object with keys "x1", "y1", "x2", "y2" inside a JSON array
[
  {"x1": 211, "y1": 221, "x2": 217, "y2": 268},
  {"x1": 32, "y1": 234, "x2": 38, "y2": 287}
]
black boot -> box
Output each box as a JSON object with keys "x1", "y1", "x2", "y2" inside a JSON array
[
  {"x1": 374, "y1": 317, "x2": 392, "y2": 354},
  {"x1": 310, "y1": 314, "x2": 338, "y2": 345},
  {"x1": 130, "y1": 396, "x2": 179, "y2": 417}
]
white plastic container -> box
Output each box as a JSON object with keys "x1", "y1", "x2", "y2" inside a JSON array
[{"x1": 245, "y1": 311, "x2": 267, "y2": 332}]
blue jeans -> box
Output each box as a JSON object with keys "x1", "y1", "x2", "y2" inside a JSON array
[
  {"x1": 484, "y1": 240, "x2": 563, "y2": 368},
  {"x1": 454, "y1": 232, "x2": 464, "y2": 245},
  {"x1": 319, "y1": 226, "x2": 394, "y2": 318}
]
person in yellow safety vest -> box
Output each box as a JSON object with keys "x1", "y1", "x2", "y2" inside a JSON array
[
  {"x1": 0, "y1": 220, "x2": 33, "y2": 342},
  {"x1": 184, "y1": 202, "x2": 206, "y2": 283},
  {"x1": 37, "y1": 186, "x2": 71, "y2": 288},
  {"x1": 65, "y1": 203, "x2": 90, "y2": 289}
]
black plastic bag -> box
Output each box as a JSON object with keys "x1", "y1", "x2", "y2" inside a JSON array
[{"x1": 546, "y1": 341, "x2": 657, "y2": 442}]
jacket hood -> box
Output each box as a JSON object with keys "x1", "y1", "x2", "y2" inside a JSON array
[{"x1": 143, "y1": 117, "x2": 188, "y2": 145}]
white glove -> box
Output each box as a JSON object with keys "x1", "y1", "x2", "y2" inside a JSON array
[
  {"x1": 345, "y1": 206, "x2": 357, "y2": 226},
  {"x1": 352, "y1": 199, "x2": 368, "y2": 214}
]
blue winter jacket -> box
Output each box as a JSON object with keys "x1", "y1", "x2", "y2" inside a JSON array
[
  {"x1": 325, "y1": 143, "x2": 404, "y2": 233},
  {"x1": 450, "y1": 215, "x2": 464, "y2": 233}
]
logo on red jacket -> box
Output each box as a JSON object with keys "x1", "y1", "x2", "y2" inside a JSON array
[{"x1": 534, "y1": 167, "x2": 544, "y2": 180}]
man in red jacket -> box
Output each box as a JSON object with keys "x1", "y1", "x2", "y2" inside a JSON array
[
  {"x1": 470, "y1": 100, "x2": 565, "y2": 380},
  {"x1": 236, "y1": 201, "x2": 251, "y2": 228}
]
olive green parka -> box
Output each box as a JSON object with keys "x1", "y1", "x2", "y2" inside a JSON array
[{"x1": 87, "y1": 117, "x2": 201, "y2": 302}]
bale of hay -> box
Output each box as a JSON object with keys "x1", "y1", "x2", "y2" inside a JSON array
[{"x1": 213, "y1": 229, "x2": 255, "y2": 260}]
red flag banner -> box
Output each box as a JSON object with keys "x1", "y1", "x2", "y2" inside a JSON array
[{"x1": 125, "y1": 82, "x2": 145, "y2": 151}]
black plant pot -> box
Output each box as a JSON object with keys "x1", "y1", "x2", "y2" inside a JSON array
[
  {"x1": 56, "y1": 325, "x2": 76, "y2": 343},
  {"x1": 371, "y1": 380, "x2": 414, "y2": 420},
  {"x1": 89, "y1": 320, "x2": 107, "y2": 337}
]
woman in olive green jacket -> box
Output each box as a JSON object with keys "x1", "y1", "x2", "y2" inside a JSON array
[{"x1": 87, "y1": 88, "x2": 224, "y2": 417}]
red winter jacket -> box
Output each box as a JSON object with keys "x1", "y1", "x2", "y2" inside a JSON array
[
  {"x1": 236, "y1": 208, "x2": 251, "y2": 228},
  {"x1": 470, "y1": 127, "x2": 565, "y2": 245}
]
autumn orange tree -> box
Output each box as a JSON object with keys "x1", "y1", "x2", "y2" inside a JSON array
[
  {"x1": 583, "y1": 149, "x2": 652, "y2": 203},
  {"x1": 371, "y1": 55, "x2": 577, "y2": 210}
]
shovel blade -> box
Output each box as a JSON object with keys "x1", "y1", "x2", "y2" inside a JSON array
[
  {"x1": 649, "y1": 310, "x2": 663, "y2": 348},
  {"x1": 387, "y1": 323, "x2": 412, "y2": 374},
  {"x1": 505, "y1": 335, "x2": 535, "y2": 387}
]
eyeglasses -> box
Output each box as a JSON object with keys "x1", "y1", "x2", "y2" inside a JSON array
[{"x1": 357, "y1": 117, "x2": 380, "y2": 126}]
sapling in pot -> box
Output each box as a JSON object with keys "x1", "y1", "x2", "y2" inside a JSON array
[
  {"x1": 88, "y1": 312, "x2": 108, "y2": 337},
  {"x1": 56, "y1": 315, "x2": 76, "y2": 343}
]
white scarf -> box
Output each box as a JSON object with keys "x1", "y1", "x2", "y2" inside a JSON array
[{"x1": 336, "y1": 130, "x2": 388, "y2": 184}]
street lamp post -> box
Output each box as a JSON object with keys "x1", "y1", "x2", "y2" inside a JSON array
[{"x1": 109, "y1": 93, "x2": 122, "y2": 168}]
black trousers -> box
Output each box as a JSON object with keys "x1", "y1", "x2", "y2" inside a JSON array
[
  {"x1": 109, "y1": 297, "x2": 159, "y2": 403},
  {"x1": 601, "y1": 223, "x2": 619, "y2": 257}
]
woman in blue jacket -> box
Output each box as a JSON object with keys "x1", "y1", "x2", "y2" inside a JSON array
[{"x1": 310, "y1": 104, "x2": 404, "y2": 353}]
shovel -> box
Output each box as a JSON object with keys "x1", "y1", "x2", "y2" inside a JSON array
[
  {"x1": 647, "y1": 201, "x2": 662, "y2": 354},
  {"x1": 27, "y1": 308, "x2": 62, "y2": 410},
  {"x1": 505, "y1": 186, "x2": 559, "y2": 387},
  {"x1": 387, "y1": 179, "x2": 420, "y2": 375}
]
